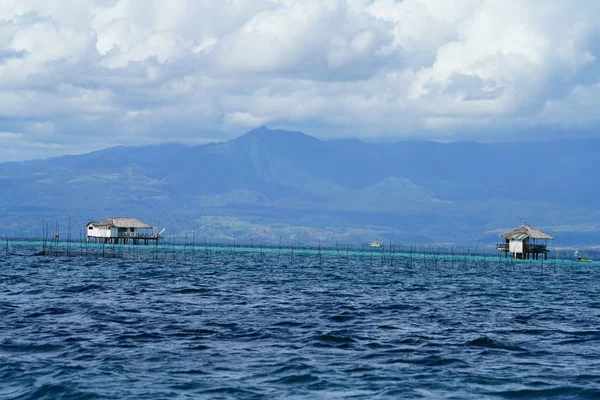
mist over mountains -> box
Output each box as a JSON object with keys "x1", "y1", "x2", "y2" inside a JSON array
[{"x1": 2, "y1": 127, "x2": 599, "y2": 246}]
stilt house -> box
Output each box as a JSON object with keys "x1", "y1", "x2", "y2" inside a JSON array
[
  {"x1": 497, "y1": 224, "x2": 554, "y2": 260},
  {"x1": 86, "y1": 218, "x2": 161, "y2": 245}
]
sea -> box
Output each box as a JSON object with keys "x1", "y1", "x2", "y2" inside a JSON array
[{"x1": 1, "y1": 241, "x2": 600, "y2": 399}]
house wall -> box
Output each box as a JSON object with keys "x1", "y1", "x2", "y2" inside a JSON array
[
  {"x1": 87, "y1": 225, "x2": 111, "y2": 238},
  {"x1": 509, "y1": 239, "x2": 523, "y2": 253},
  {"x1": 87, "y1": 225, "x2": 144, "y2": 238}
]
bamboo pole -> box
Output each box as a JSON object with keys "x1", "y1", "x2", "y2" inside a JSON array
[
  {"x1": 67, "y1": 217, "x2": 72, "y2": 257},
  {"x1": 184, "y1": 233, "x2": 188, "y2": 262},
  {"x1": 192, "y1": 229, "x2": 196, "y2": 262},
  {"x1": 318, "y1": 239, "x2": 322, "y2": 266},
  {"x1": 346, "y1": 242, "x2": 350, "y2": 266}
]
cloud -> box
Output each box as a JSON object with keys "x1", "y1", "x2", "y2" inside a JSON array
[
  {"x1": 0, "y1": 0, "x2": 598, "y2": 160},
  {"x1": 541, "y1": 83, "x2": 600, "y2": 126}
]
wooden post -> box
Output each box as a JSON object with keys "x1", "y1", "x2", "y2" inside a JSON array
[
  {"x1": 192, "y1": 229, "x2": 196, "y2": 261},
  {"x1": 318, "y1": 239, "x2": 322, "y2": 266},
  {"x1": 67, "y1": 217, "x2": 71, "y2": 257}
]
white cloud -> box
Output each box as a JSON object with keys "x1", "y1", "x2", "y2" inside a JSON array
[
  {"x1": 0, "y1": 0, "x2": 598, "y2": 160},
  {"x1": 540, "y1": 83, "x2": 600, "y2": 126},
  {"x1": 223, "y1": 111, "x2": 270, "y2": 128},
  {"x1": 0, "y1": 131, "x2": 23, "y2": 140}
]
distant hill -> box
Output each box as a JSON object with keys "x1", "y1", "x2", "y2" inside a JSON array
[{"x1": 1, "y1": 127, "x2": 600, "y2": 245}]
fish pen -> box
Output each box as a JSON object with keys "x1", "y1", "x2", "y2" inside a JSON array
[{"x1": 2, "y1": 234, "x2": 595, "y2": 277}]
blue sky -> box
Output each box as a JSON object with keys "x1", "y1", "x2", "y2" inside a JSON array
[{"x1": 0, "y1": 0, "x2": 599, "y2": 161}]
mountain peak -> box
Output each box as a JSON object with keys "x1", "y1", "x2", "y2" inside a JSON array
[{"x1": 241, "y1": 126, "x2": 321, "y2": 143}]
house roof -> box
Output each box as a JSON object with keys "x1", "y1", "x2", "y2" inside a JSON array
[
  {"x1": 89, "y1": 218, "x2": 152, "y2": 229},
  {"x1": 499, "y1": 224, "x2": 554, "y2": 240}
]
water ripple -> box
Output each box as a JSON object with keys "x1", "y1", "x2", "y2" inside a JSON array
[{"x1": 1, "y1": 251, "x2": 599, "y2": 398}]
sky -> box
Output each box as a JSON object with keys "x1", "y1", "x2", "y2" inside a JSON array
[{"x1": 0, "y1": 0, "x2": 599, "y2": 161}]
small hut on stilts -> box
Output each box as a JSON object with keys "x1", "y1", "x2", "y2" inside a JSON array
[
  {"x1": 86, "y1": 218, "x2": 163, "y2": 245},
  {"x1": 496, "y1": 223, "x2": 554, "y2": 260}
]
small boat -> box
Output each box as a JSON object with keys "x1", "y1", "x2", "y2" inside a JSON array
[
  {"x1": 370, "y1": 241, "x2": 384, "y2": 248},
  {"x1": 575, "y1": 251, "x2": 592, "y2": 262}
]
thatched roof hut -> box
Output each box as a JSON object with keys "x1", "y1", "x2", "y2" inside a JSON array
[
  {"x1": 499, "y1": 224, "x2": 554, "y2": 240},
  {"x1": 92, "y1": 218, "x2": 153, "y2": 229},
  {"x1": 86, "y1": 217, "x2": 159, "y2": 245}
]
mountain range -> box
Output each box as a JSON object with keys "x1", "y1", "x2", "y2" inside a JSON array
[{"x1": 2, "y1": 127, "x2": 600, "y2": 246}]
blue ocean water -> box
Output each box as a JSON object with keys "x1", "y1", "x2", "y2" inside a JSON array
[{"x1": 1, "y1": 244, "x2": 600, "y2": 399}]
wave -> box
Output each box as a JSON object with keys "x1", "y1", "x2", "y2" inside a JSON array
[
  {"x1": 270, "y1": 374, "x2": 320, "y2": 385},
  {"x1": 386, "y1": 355, "x2": 467, "y2": 367},
  {"x1": 465, "y1": 336, "x2": 527, "y2": 352},
  {"x1": 492, "y1": 387, "x2": 600, "y2": 399},
  {"x1": 329, "y1": 314, "x2": 356, "y2": 323},
  {"x1": 61, "y1": 284, "x2": 104, "y2": 293},
  {"x1": 174, "y1": 287, "x2": 211, "y2": 294},
  {"x1": 14, "y1": 383, "x2": 99, "y2": 400}
]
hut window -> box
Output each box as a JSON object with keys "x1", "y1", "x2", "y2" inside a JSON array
[
  {"x1": 130, "y1": 228, "x2": 135, "y2": 232},
  {"x1": 88, "y1": 226, "x2": 93, "y2": 230}
]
